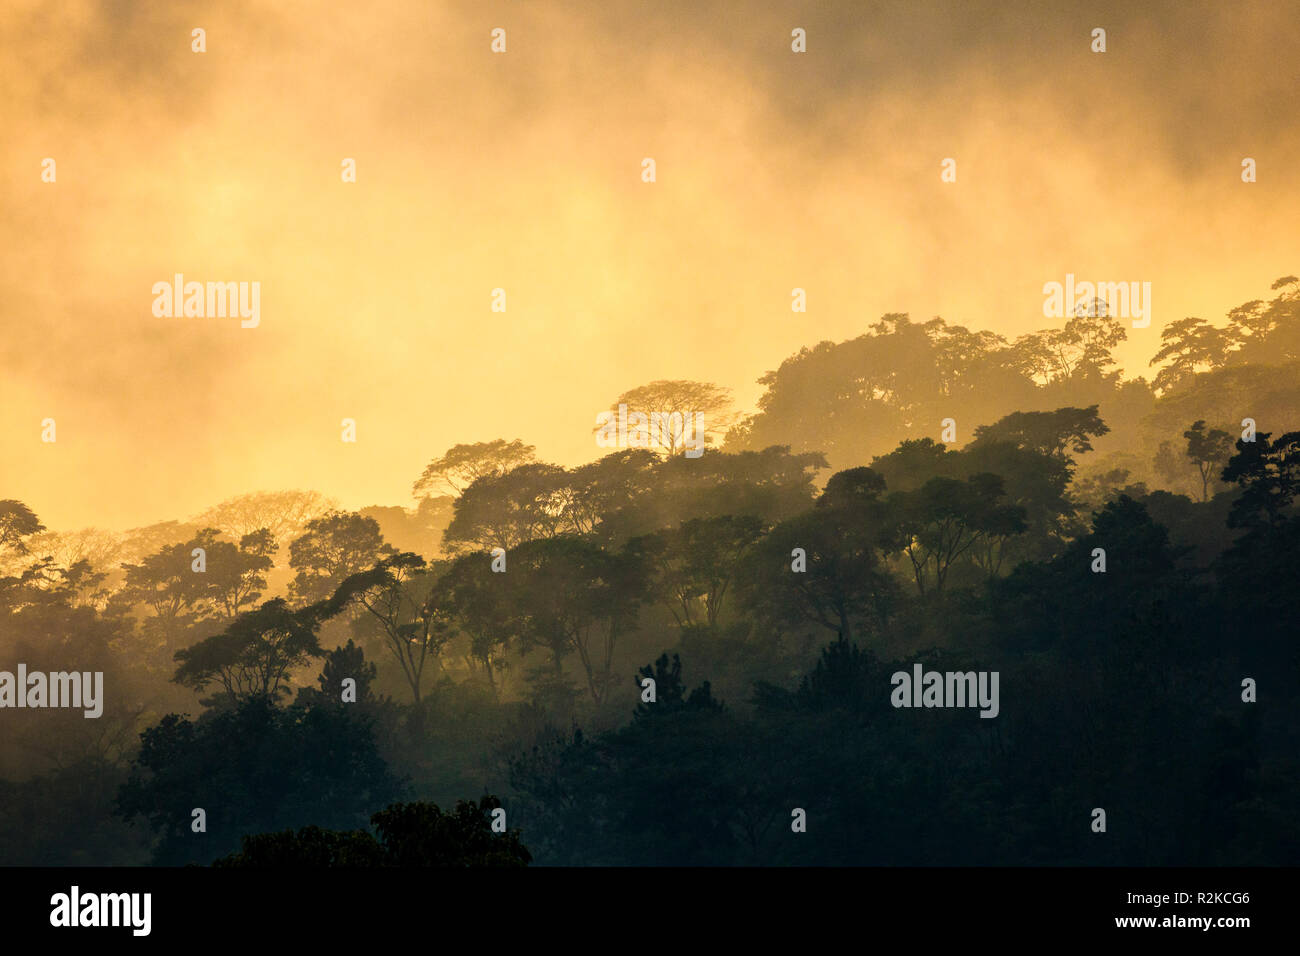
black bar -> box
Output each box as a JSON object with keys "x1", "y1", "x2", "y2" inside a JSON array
[{"x1": 0, "y1": 866, "x2": 1279, "y2": 942}]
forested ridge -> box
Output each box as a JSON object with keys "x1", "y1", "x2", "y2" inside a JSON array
[{"x1": 3, "y1": 275, "x2": 1298, "y2": 865}]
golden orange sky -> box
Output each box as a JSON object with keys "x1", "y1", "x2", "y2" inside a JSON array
[{"x1": 3, "y1": 0, "x2": 1299, "y2": 531}]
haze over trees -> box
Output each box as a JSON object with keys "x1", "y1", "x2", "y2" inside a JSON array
[{"x1": 2, "y1": 274, "x2": 1299, "y2": 865}]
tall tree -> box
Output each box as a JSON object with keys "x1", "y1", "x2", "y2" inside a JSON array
[
  {"x1": 508, "y1": 536, "x2": 644, "y2": 705},
  {"x1": 192, "y1": 490, "x2": 335, "y2": 550},
  {"x1": 433, "y1": 552, "x2": 517, "y2": 699},
  {"x1": 117, "y1": 529, "x2": 226, "y2": 653},
  {"x1": 1224, "y1": 275, "x2": 1300, "y2": 365},
  {"x1": 869, "y1": 438, "x2": 955, "y2": 492},
  {"x1": 9, "y1": 527, "x2": 121, "y2": 584},
  {"x1": 1183, "y1": 420, "x2": 1234, "y2": 502},
  {"x1": 204, "y1": 528, "x2": 278, "y2": 620},
  {"x1": 885, "y1": 473, "x2": 1026, "y2": 594},
  {"x1": 736, "y1": 468, "x2": 897, "y2": 643},
  {"x1": 563, "y1": 449, "x2": 661, "y2": 540},
  {"x1": 326, "y1": 552, "x2": 451, "y2": 708},
  {"x1": 630, "y1": 514, "x2": 764, "y2": 628},
  {"x1": 1013, "y1": 310, "x2": 1127, "y2": 384},
  {"x1": 412, "y1": 439, "x2": 538, "y2": 499},
  {"x1": 441, "y1": 463, "x2": 572, "y2": 553},
  {"x1": 288, "y1": 512, "x2": 395, "y2": 605},
  {"x1": 596, "y1": 380, "x2": 738, "y2": 456},
  {"x1": 0, "y1": 500, "x2": 45, "y2": 557},
  {"x1": 1148, "y1": 317, "x2": 1231, "y2": 393},
  {"x1": 958, "y1": 440, "x2": 1073, "y2": 561}
]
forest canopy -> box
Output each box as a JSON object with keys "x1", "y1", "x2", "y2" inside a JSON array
[{"x1": 3, "y1": 275, "x2": 1299, "y2": 866}]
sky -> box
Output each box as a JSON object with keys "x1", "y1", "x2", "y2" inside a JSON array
[{"x1": 3, "y1": 0, "x2": 1299, "y2": 531}]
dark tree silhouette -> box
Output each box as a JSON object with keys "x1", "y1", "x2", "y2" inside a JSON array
[{"x1": 215, "y1": 797, "x2": 531, "y2": 867}]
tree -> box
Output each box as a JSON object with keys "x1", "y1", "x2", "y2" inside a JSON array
[
  {"x1": 817, "y1": 465, "x2": 889, "y2": 510},
  {"x1": 597, "y1": 446, "x2": 826, "y2": 546},
  {"x1": 9, "y1": 527, "x2": 121, "y2": 585},
  {"x1": 412, "y1": 439, "x2": 538, "y2": 499},
  {"x1": 117, "y1": 529, "x2": 224, "y2": 654},
  {"x1": 1154, "y1": 440, "x2": 1194, "y2": 496},
  {"x1": 192, "y1": 490, "x2": 335, "y2": 549},
  {"x1": 508, "y1": 651, "x2": 815, "y2": 865},
  {"x1": 1183, "y1": 420, "x2": 1234, "y2": 502},
  {"x1": 629, "y1": 515, "x2": 763, "y2": 628},
  {"x1": 441, "y1": 463, "x2": 573, "y2": 553},
  {"x1": 214, "y1": 797, "x2": 531, "y2": 867},
  {"x1": 632, "y1": 654, "x2": 723, "y2": 722},
  {"x1": 991, "y1": 495, "x2": 1194, "y2": 658},
  {"x1": 325, "y1": 553, "x2": 451, "y2": 707},
  {"x1": 1215, "y1": 430, "x2": 1300, "y2": 679},
  {"x1": 1223, "y1": 275, "x2": 1300, "y2": 365},
  {"x1": 971, "y1": 406, "x2": 1110, "y2": 463},
  {"x1": 733, "y1": 315, "x2": 1040, "y2": 472},
  {"x1": 957, "y1": 440, "x2": 1074, "y2": 560},
  {"x1": 361, "y1": 502, "x2": 452, "y2": 559},
  {"x1": 118, "y1": 526, "x2": 277, "y2": 632},
  {"x1": 1221, "y1": 430, "x2": 1300, "y2": 530},
  {"x1": 117, "y1": 695, "x2": 402, "y2": 864},
  {"x1": 872, "y1": 438, "x2": 1070, "y2": 566},
  {"x1": 0, "y1": 500, "x2": 46, "y2": 557},
  {"x1": 288, "y1": 512, "x2": 396, "y2": 605},
  {"x1": 1013, "y1": 311, "x2": 1127, "y2": 384},
  {"x1": 563, "y1": 449, "x2": 660, "y2": 540},
  {"x1": 754, "y1": 633, "x2": 894, "y2": 717},
  {"x1": 371, "y1": 798, "x2": 531, "y2": 867},
  {"x1": 508, "y1": 536, "x2": 644, "y2": 705},
  {"x1": 433, "y1": 553, "x2": 517, "y2": 698},
  {"x1": 1149, "y1": 317, "x2": 1231, "y2": 393},
  {"x1": 0, "y1": 555, "x2": 146, "y2": 773},
  {"x1": 213, "y1": 824, "x2": 384, "y2": 867},
  {"x1": 869, "y1": 438, "x2": 954, "y2": 492},
  {"x1": 213, "y1": 801, "x2": 527, "y2": 868},
  {"x1": 926, "y1": 320, "x2": 1029, "y2": 405},
  {"x1": 204, "y1": 528, "x2": 278, "y2": 619},
  {"x1": 596, "y1": 380, "x2": 738, "y2": 456},
  {"x1": 736, "y1": 469, "x2": 898, "y2": 643},
  {"x1": 885, "y1": 473, "x2": 1026, "y2": 594},
  {"x1": 297, "y1": 639, "x2": 379, "y2": 708},
  {"x1": 116, "y1": 521, "x2": 205, "y2": 568},
  {"x1": 172, "y1": 597, "x2": 327, "y2": 704},
  {"x1": 1148, "y1": 278, "x2": 1300, "y2": 393}
]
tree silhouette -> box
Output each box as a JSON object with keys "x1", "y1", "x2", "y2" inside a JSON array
[
  {"x1": 595, "y1": 380, "x2": 738, "y2": 456},
  {"x1": 117, "y1": 695, "x2": 402, "y2": 864},
  {"x1": 972, "y1": 406, "x2": 1110, "y2": 463},
  {"x1": 325, "y1": 552, "x2": 451, "y2": 708},
  {"x1": 288, "y1": 511, "x2": 396, "y2": 605},
  {"x1": 0, "y1": 500, "x2": 45, "y2": 557},
  {"x1": 214, "y1": 797, "x2": 531, "y2": 867},
  {"x1": 1183, "y1": 420, "x2": 1234, "y2": 501},
  {"x1": 1222, "y1": 430, "x2": 1300, "y2": 529},
  {"x1": 413, "y1": 439, "x2": 538, "y2": 499},
  {"x1": 172, "y1": 597, "x2": 326, "y2": 704}
]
